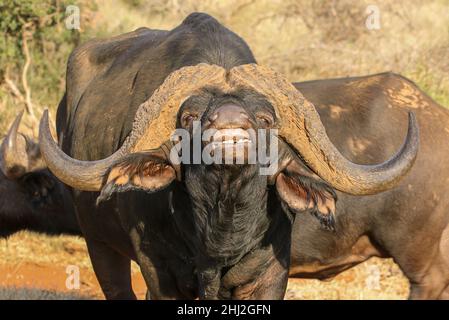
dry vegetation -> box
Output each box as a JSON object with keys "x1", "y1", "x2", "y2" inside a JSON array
[
  {"x1": 94, "y1": 0, "x2": 449, "y2": 105},
  {"x1": 1, "y1": 0, "x2": 448, "y2": 299},
  {"x1": 0, "y1": 232, "x2": 409, "y2": 299}
]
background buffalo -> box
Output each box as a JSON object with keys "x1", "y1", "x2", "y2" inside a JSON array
[{"x1": 0, "y1": 113, "x2": 80, "y2": 238}]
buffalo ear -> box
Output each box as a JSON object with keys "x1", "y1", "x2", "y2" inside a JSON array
[
  {"x1": 97, "y1": 152, "x2": 176, "y2": 205},
  {"x1": 275, "y1": 161, "x2": 337, "y2": 231}
]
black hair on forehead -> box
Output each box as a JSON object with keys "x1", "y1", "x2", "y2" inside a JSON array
[{"x1": 178, "y1": 87, "x2": 276, "y2": 118}]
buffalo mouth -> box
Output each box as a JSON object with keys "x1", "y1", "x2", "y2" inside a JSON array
[
  {"x1": 210, "y1": 129, "x2": 252, "y2": 147},
  {"x1": 205, "y1": 128, "x2": 255, "y2": 163}
]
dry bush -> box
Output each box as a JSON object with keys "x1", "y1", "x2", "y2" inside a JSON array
[
  {"x1": 0, "y1": 0, "x2": 97, "y2": 137},
  {"x1": 96, "y1": 0, "x2": 449, "y2": 105}
]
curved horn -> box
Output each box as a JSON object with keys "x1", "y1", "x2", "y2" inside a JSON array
[
  {"x1": 0, "y1": 111, "x2": 29, "y2": 179},
  {"x1": 39, "y1": 110, "x2": 122, "y2": 191},
  {"x1": 230, "y1": 64, "x2": 419, "y2": 195},
  {"x1": 39, "y1": 64, "x2": 227, "y2": 191}
]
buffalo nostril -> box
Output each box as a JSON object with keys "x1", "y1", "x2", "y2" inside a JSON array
[{"x1": 208, "y1": 104, "x2": 251, "y2": 128}]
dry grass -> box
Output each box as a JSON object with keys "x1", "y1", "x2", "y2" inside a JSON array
[
  {"x1": 0, "y1": 231, "x2": 141, "y2": 272},
  {"x1": 286, "y1": 258, "x2": 409, "y2": 300},
  {"x1": 0, "y1": 232, "x2": 89, "y2": 267},
  {"x1": 2, "y1": 0, "x2": 448, "y2": 299},
  {"x1": 0, "y1": 232, "x2": 409, "y2": 300},
  {"x1": 94, "y1": 0, "x2": 449, "y2": 106}
]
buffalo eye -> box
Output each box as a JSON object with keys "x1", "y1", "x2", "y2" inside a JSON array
[
  {"x1": 256, "y1": 113, "x2": 274, "y2": 128},
  {"x1": 181, "y1": 113, "x2": 198, "y2": 128}
]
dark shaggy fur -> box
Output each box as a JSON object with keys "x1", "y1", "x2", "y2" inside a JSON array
[{"x1": 185, "y1": 165, "x2": 270, "y2": 266}]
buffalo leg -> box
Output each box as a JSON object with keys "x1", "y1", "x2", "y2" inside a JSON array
[
  {"x1": 86, "y1": 238, "x2": 136, "y2": 300},
  {"x1": 405, "y1": 227, "x2": 449, "y2": 300},
  {"x1": 253, "y1": 258, "x2": 289, "y2": 299},
  {"x1": 221, "y1": 244, "x2": 290, "y2": 300},
  {"x1": 438, "y1": 225, "x2": 449, "y2": 300},
  {"x1": 135, "y1": 258, "x2": 192, "y2": 299},
  {"x1": 134, "y1": 253, "x2": 178, "y2": 299},
  {"x1": 405, "y1": 252, "x2": 449, "y2": 300},
  {"x1": 197, "y1": 267, "x2": 222, "y2": 299},
  {"x1": 438, "y1": 285, "x2": 449, "y2": 300},
  {"x1": 129, "y1": 228, "x2": 196, "y2": 300},
  {"x1": 232, "y1": 256, "x2": 289, "y2": 300}
]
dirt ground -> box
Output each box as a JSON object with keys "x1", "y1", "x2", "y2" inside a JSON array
[{"x1": 0, "y1": 231, "x2": 409, "y2": 300}]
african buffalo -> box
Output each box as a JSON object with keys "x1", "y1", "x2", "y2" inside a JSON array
[
  {"x1": 288, "y1": 73, "x2": 449, "y2": 300},
  {"x1": 0, "y1": 112, "x2": 80, "y2": 238},
  {"x1": 37, "y1": 13, "x2": 418, "y2": 299}
]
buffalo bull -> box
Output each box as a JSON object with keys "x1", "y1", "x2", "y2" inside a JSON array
[
  {"x1": 288, "y1": 73, "x2": 449, "y2": 300},
  {"x1": 0, "y1": 112, "x2": 79, "y2": 238},
  {"x1": 37, "y1": 13, "x2": 418, "y2": 299}
]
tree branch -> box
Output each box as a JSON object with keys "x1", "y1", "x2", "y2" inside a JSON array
[{"x1": 21, "y1": 25, "x2": 36, "y2": 121}]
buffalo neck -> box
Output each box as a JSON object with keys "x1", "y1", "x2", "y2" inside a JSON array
[{"x1": 184, "y1": 164, "x2": 271, "y2": 267}]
